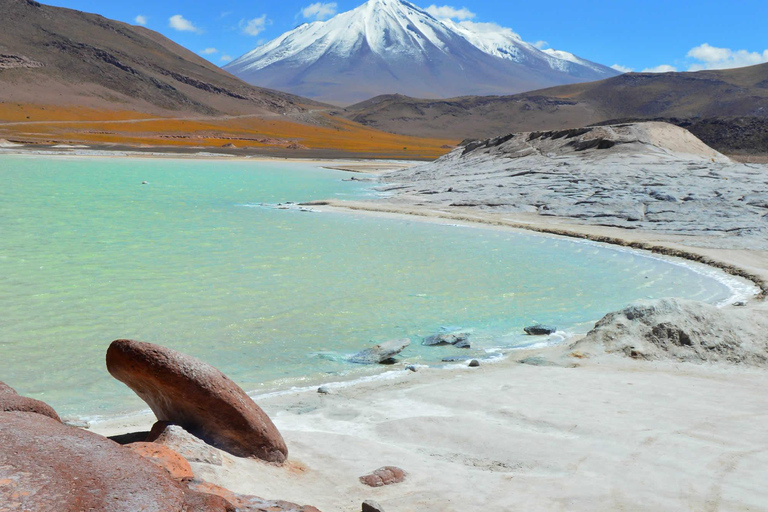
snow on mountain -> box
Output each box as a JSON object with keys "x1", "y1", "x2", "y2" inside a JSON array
[{"x1": 225, "y1": 0, "x2": 618, "y2": 105}]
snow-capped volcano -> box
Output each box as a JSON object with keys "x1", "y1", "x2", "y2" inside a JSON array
[{"x1": 224, "y1": 0, "x2": 618, "y2": 105}]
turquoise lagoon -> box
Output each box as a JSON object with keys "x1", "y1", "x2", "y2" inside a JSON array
[{"x1": 0, "y1": 155, "x2": 744, "y2": 418}]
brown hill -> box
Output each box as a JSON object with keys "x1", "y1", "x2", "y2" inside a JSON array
[
  {"x1": 0, "y1": 0, "x2": 321, "y2": 116},
  {"x1": 342, "y1": 63, "x2": 768, "y2": 156},
  {"x1": 0, "y1": 0, "x2": 453, "y2": 159}
]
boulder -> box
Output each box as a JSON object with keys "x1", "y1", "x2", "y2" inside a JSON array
[
  {"x1": 359, "y1": 466, "x2": 406, "y2": 487},
  {"x1": 423, "y1": 332, "x2": 470, "y2": 348},
  {"x1": 106, "y1": 339, "x2": 287, "y2": 463},
  {"x1": 126, "y1": 442, "x2": 195, "y2": 482},
  {"x1": 190, "y1": 479, "x2": 322, "y2": 512},
  {"x1": 524, "y1": 325, "x2": 557, "y2": 335},
  {"x1": 146, "y1": 422, "x2": 223, "y2": 466},
  {"x1": 0, "y1": 381, "x2": 60, "y2": 421},
  {"x1": 0, "y1": 411, "x2": 232, "y2": 512},
  {"x1": 349, "y1": 338, "x2": 410, "y2": 364}
]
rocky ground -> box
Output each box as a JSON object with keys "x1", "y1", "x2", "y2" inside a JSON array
[{"x1": 379, "y1": 122, "x2": 768, "y2": 250}]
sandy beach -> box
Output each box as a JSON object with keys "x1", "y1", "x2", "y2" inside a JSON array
[{"x1": 86, "y1": 126, "x2": 768, "y2": 511}]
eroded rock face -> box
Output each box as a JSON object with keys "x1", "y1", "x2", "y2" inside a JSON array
[
  {"x1": 106, "y1": 339, "x2": 287, "y2": 463},
  {"x1": 0, "y1": 381, "x2": 60, "y2": 421},
  {"x1": 190, "y1": 480, "x2": 322, "y2": 512},
  {"x1": 574, "y1": 298, "x2": 768, "y2": 364},
  {"x1": 350, "y1": 338, "x2": 411, "y2": 364},
  {"x1": 359, "y1": 466, "x2": 406, "y2": 487},
  {"x1": 0, "y1": 411, "x2": 231, "y2": 512}
]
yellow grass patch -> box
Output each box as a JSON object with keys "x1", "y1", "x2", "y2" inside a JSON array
[{"x1": 0, "y1": 104, "x2": 456, "y2": 159}]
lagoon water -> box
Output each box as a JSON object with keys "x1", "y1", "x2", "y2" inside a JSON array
[{"x1": 0, "y1": 155, "x2": 740, "y2": 419}]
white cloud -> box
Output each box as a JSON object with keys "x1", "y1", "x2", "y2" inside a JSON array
[
  {"x1": 425, "y1": 5, "x2": 476, "y2": 21},
  {"x1": 642, "y1": 64, "x2": 677, "y2": 73},
  {"x1": 169, "y1": 15, "x2": 202, "y2": 33},
  {"x1": 134, "y1": 15, "x2": 147, "y2": 26},
  {"x1": 301, "y1": 2, "x2": 337, "y2": 21},
  {"x1": 220, "y1": 55, "x2": 233, "y2": 63},
  {"x1": 201, "y1": 48, "x2": 218, "y2": 55},
  {"x1": 533, "y1": 40, "x2": 548, "y2": 50},
  {"x1": 686, "y1": 43, "x2": 768, "y2": 71},
  {"x1": 610, "y1": 64, "x2": 633, "y2": 73},
  {"x1": 240, "y1": 15, "x2": 269, "y2": 36}
]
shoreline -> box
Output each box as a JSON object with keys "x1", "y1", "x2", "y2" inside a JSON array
[{"x1": 6, "y1": 151, "x2": 768, "y2": 510}]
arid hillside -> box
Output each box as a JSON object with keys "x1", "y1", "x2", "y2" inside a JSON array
[
  {"x1": 343, "y1": 63, "x2": 768, "y2": 156},
  {"x1": 0, "y1": 0, "x2": 454, "y2": 159}
]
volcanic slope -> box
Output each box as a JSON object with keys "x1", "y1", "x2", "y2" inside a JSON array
[
  {"x1": 343, "y1": 63, "x2": 768, "y2": 155},
  {"x1": 0, "y1": 0, "x2": 453, "y2": 158},
  {"x1": 225, "y1": 0, "x2": 617, "y2": 105}
]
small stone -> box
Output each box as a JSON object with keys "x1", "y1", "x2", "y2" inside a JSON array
[
  {"x1": 359, "y1": 466, "x2": 406, "y2": 487},
  {"x1": 524, "y1": 325, "x2": 557, "y2": 335},
  {"x1": 468, "y1": 360, "x2": 480, "y2": 367},
  {"x1": 317, "y1": 386, "x2": 331, "y2": 394},
  {"x1": 362, "y1": 499, "x2": 385, "y2": 512}
]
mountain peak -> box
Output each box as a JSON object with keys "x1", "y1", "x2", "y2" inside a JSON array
[{"x1": 224, "y1": 0, "x2": 618, "y2": 105}]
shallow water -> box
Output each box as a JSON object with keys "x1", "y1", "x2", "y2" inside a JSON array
[{"x1": 0, "y1": 155, "x2": 741, "y2": 418}]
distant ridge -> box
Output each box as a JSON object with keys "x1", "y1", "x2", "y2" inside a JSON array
[
  {"x1": 342, "y1": 63, "x2": 768, "y2": 155},
  {"x1": 0, "y1": 0, "x2": 322, "y2": 117},
  {"x1": 225, "y1": 0, "x2": 618, "y2": 105}
]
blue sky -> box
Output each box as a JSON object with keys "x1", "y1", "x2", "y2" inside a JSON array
[{"x1": 44, "y1": 0, "x2": 768, "y2": 73}]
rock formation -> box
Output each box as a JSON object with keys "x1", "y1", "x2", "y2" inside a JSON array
[
  {"x1": 0, "y1": 380, "x2": 60, "y2": 421},
  {"x1": 106, "y1": 339, "x2": 287, "y2": 463},
  {"x1": 349, "y1": 338, "x2": 411, "y2": 364},
  {"x1": 0, "y1": 411, "x2": 232, "y2": 511},
  {"x1": 573, "y1": 298, "x2": 768, "y2": 364}
]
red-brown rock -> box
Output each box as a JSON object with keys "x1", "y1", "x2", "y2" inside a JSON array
[
  {"x1": 0, "y1": 411, "x2": 232, "y2": 512},
  {"x1": 190, "y1": 480, "x2": 322, "y2": 512},
  {"x1": 106, "y1": 339, "x2": 287, "y2": 463},
  {"x1": 0, "y1": 380, "x2": 61, "y2": 421},
  {"x1": 127, "y1": 442, "x2": 195, "y2": 482},
  {"x1": 359, "y1": 466, "x2": 407, "y2": 487},
  {"x1": 0, "y1": 381, "x2": 17, "y2": 395}
]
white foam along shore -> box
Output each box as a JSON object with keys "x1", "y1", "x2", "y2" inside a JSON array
[{"x1": 18, "y1": 141, "x2": 766, "y2": 511}]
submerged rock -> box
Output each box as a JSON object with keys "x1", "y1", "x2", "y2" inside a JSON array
[
  {"x1": 106, "y1": 339, "x2": 287, "y2": 463},
  {"x1": 350, "y1": 338, "x2": 411, "y2": 364},
  {"x1": 524, "y1": 325, "x2": 557, "y2": 335},
  {"x1": 423, "y1": 332, "x2": 470, "y2": 348},
  {"x1": 359, "y1": 466, "x2": 407, "y2": 487}
]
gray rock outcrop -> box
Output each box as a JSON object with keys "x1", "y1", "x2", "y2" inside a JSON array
[
  {"x1": 423, "y1": 332, "x2": 471, "y2": 348},
  {"x1": 573, "y1": 298, "x2": 768, "y2": 365},
  {"x1": 349, "y1": 338, "x2": 411, "y2": 364}
]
